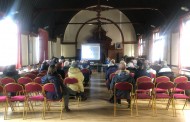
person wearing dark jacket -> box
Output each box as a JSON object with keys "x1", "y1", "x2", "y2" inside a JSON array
[
  {"x1": 134, "y1": 63, "x2": 151, "y2": 80},
  {"x1": 39, "y1": 61, "x2": 49, "y2": 72},
  {"x1": 2, "y1": 65, "x2": 20, "y2": 81},
  {"x1": 41, "y1": 65, "x2": 76, "y2": 112},
  {"x1": 105, "y1": 60, "x2": 118, "y2": 89},
  {"x1": 110, "y1": 61, "x2": 135, "y2": 107}
]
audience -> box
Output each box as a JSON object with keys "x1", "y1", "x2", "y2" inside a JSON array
[
  {"x1": 158, "y1": 61, "x2": 172, "y2": 73},
  {"x1": 63, "y1": 61, "x2": 70, "y2": 73},
  {"x1": 68, "y1": 61, "x2": 87, "y2": 101},
  {"x1": 109, "y1": 61, "x2": 135, "y2": 107},
  {"x1": 39, "y1": 61, "x2": 49, "y2": 72},
  {"x1": 144, "y1": 60, "x2": 156, "y2": 74},
  {"x1": 41, "y1": 65, "x2": 76, "y2": 112},
  {"x1": 134, "y1": 62, "x2": 151, "y2": 80},
  {"x1": 105, "y1": 57, "x2": 110, "y2": 64},
  {"x1": 2, "y1": 65, "x2": 20, "y2": 81},
  {"x1": 126, "y1": 61, "x2": 137, "y2": 73}
]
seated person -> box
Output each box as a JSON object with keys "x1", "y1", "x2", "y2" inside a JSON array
[
  {"x1": 63, "y1": 61, "x2": 70, "y2": 74},
  {"x1": 134, "y1": 63, "x2": 151, "y2": 80},
  {"x1": 41, "y1": 65, "x2": 76, "y2": 112},
  {"x1": 105, "y1": 57, "x2": 110, "y2": 64},
  {"x1": 126, "y1": 61, "x2": 137, "y2": 73},
  {"x1": 2, "y1": 65, "x2": 20, "y2": 81},
  {"x1": 110, "y1": 61, "x2": 135, "y2": 107},
  {"x1": 105, "y1": 59, "x2": 118, "y2": 88},
  {"x1": 144, "y1": 60, "x2": 156, "y2": 74},
  {"x1": 68, "y1": 61, "x2": 87, "y2": 101},
  {"x1": 158, "y1": 61, "x2": 172, "y2": 73},
  {"x1": 39, "y1": 61, "x2": 49, "y2": 72},
  {"x1": 56, "y1": 63, "x2": 65, "y2": 79}
]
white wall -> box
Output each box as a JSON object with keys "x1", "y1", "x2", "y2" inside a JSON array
[
  {"x1": 21, "y1": 34, "x2": 28, "y2": 66},
  {"x1": 64, "y1": 5, "x2": 137, "y2": 57}
]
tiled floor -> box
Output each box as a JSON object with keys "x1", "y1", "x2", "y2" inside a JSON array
[{"x1": 0, "y1": 72, "x2": 190, "y2": 122}]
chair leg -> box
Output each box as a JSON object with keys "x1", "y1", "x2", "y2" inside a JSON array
[
  {"x1": 151, "y1": 98, "x2": 155, "y2": 116},
  {"x1": 172, "y1": 98, "x2": 176, "y2": 117},
  {"x1": 183, "y1": 99, "x2": 187, "y2": 110},
  {"x1": 4, "y1": 101, "x2": 8, "y2": 120},
  {"x1": 154, "y1": 98, "x2": 157, "y2": 116},
  {"x1": 23, "y1": 101, "x2": 27, "y2": 120},
  {"x1": 135, "y1": 98, "x2": 138, "y2": 116},
  {"x1": 166, "y1": 99, "x2": 171, "y2": 110},
  {"x1": 130, "y1": 98, "x2": 133, "y2": 116},
  {"x1": 60, "y1": 100, "x2": 64, "y2": 120},
  {"x1": 44, "y1": 100, "x2": 46, "y2": 120},
  {"x1": 114, "y1": 95, "x2": 116, "y2": 117}
]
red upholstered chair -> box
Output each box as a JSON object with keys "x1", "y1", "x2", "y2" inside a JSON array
[
  {"x1": 64, "y1": 77, "x2": 78, "y2": 85},
  {"x1": 37, "y1": 73, "x2": 46, "y2": 77},
  {"x1": 43, "y1": 83, "x2": 64, "y2": 119},
  {"x1": 31, "y1": 70, "x2": 39, "y2": 75},
  {"x1": 64, "y1": 77, "x2": 81, "y2": 106},
  {"x1": 34, "y1": 77, "x2": 42, "y2": 84},
  {"x1": 130, "y1": 73, "x2": 135, "y2": 78},
  {"x1": 154, "y1": 82, "x2": 175, "y2": 116},
  {"x1": 173, "y1": 76, "x2": 188, "y2": 93},
  {"x1": 136, "y1": 76, "x2": 152, "y2": 93},
  {"x1": 0, "y1": 77, "x2": 15, "y2": 86},
  {"x1": 114, "y1": 82, "x2": 134, "y2": 116},
  {"x1": 81, "y1": 68, "x2": 90, "y2": 74},
  {"x1": 18, "y1": 77, "x2": 33, "y2": 85},
  {"x1": 154, "y1": 76, "x2": 170, "y2": 93},
  {"x1": 172, "y1": 82, "x2": 190, "y2": 115},
  {"x1": 135, "y1": 82, "x2": 154, "y2": 116},
  {"x1": 40, "y1": 70, "x2": 47, "y2": 74},
  {"x1": 25, "y1": 73, "x2": 36, "y2": 80},
  {"x1": 0, "y1": 85, "x2": 8, "y2": 120},
  {"x1": 25, "y1": 83, "x2": 45, "y2": 119},
  {"x1": 4, "y1": 83, "x2": 27, "y2": 119}
]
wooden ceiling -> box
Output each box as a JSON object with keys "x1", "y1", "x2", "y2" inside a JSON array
[{"x1": 0, "y1": 0, "x2": 190, "y2": 39}]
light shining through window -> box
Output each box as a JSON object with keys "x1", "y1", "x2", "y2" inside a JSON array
[
  {"x1": 0, "y1": 17, "x2": 18, "y2": 66},
  {"x1": 180, "y1": 20, "x2": 190, "y2": 67},
  {"x1": 152, "y1": 32, "x2": 165, "y2": 62}
]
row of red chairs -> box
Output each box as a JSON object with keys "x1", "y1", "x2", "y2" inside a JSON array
[
  {"x1": 0, "y1": 77, "x2": 42, "y2": 86},
  {"x1": 113, "y1": 76, "x2": 190, "y2": 117},
  {"x1": 0, "y1": 77, "x2": 80, "y2": 120}
]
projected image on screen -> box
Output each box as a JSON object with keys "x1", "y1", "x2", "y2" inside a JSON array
[{"x1": 81, "y1": 44, "x2": 100, "y2": 60}]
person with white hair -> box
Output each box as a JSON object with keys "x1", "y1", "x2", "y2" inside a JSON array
[
  {"x1": 109, "y1": 61, "x2": 134, "y2": 107},
  {"x1": 158, "y1": 61, "x2": 171, "y2": 73},
  {"x1": 63, "y1": 61, "x2": 70, "y2": 73}
]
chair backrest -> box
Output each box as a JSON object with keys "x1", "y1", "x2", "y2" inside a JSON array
[
  {"x1": 130, "y1": 73, "x2": 135, "y2": 78},
  {"x1": 25, "y1": 73, "x2": 36, "y2": 80},
  {"x1": 175, "y1": 82, "x2": 190, "y2": 90},
  {"x1": 174, "y1": 76, "x2": 188, "y2": 84},
  {"x1": 81, "y1": 68, "x2": 90, "y2": 74},
  {"x1": 4, "y1": 83, "x2": 24, "y2": 93},
  {"x1": 40, "y1": 70, "x2": 47, "y2": 74},
  {"x1": 155, "y1": 76, "x2": 170, "y2": 84},
  {"x1": 43, "y1": 83, "x2": 55, "y2": 92},
  {"x1": 18, "y1": 77, "x2": 33, "y2": 85},
  {"x1": 31, "y1": 70, "x2": 39, "y2": 75},
  {"x1": 137, "y1": 81, "x2": 154, "y2": 90},
  {"x1": 25, "y1": 83, "x2": 42, "y2": 93},
  {"x1": 0, "y1": 77, "x2": 15, "y2": 85},
  {"x1": 156, "y1": 81, "x2": 174, "y2": 90},
  {"x1": 136, "y1": 76, "x2": 152, "y2": 84},
  {"x1": 34, "y1": 77, "x2": 42, "y2": 84},
  {"x1": 64, "y1": 77, "x2": 78, "y2": 84},
  {"x1": 37, "y1": 73, "x2": 46, "y2": 77},
  {"x1": 115, "y1": 82, "x2": 133, "y2": 91},
  {"x1": 109, "y1": 73, "x2": 116, "y2": 81}
]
